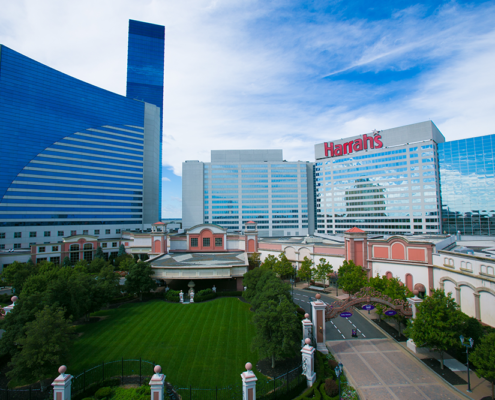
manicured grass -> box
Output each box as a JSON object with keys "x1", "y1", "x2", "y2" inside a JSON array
[{"x1": 70, "y1": 298, "x2": 258, "y2": 387}]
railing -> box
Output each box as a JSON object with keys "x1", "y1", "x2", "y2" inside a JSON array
[
  {"x1": 71, "y1": 358, "x2": 157, "y2": 398},
  {"x1": 0, "y1": 387, "x2": 51, "y2": 400},
  {"x1": 172, "y1": 385, "x2": 243, "y2": 400}
]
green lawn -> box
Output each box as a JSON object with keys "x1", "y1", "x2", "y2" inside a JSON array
[{"x1": 70, "y1": 298, "x2": 258, "y2": 387}]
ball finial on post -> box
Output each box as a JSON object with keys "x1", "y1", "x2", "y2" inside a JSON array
[
  {"x1": 245, "y1": 362, "x2": 252, "y2": 371},
  {"x1": 11, "y1": 296, "x2": 18, "y2": 303},
  {"x1": 305, "y1": 338, "x2": 311, "y2": 345},
  {"x1": 154, "y1": 365, "x2": 162, "y2": 374},
  {"x1": 315, "y1": 293, "x2": 321, "y2": 300},
  {"x1": 304, "y1": 313, "x2": 309, "y2": 319},
  {"x1": 58, "y1": 365, "x2": 67, "y2": 375}
]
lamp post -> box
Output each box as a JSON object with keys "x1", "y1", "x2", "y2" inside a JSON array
[
  {"x1": 334, "y1": 362, "x2": 343, "y2": 399},
  {"x1": 460, "y1": 335, "x2": 474, "y2": 393}
]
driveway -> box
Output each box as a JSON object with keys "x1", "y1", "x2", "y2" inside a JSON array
[{"x1": 328, "y1": 339, "x2": 466, "y2": 400}]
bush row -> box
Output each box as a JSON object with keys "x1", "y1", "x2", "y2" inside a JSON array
[{"x1": 164, "y1": 289, "x2": 243, "y2": 302}]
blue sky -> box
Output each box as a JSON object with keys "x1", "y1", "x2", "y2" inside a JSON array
[{"x1": 1, "y1": 0, "x2": 495, "y2": 218}]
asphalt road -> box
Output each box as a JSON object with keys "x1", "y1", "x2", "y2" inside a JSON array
[{"x1": 292, "y1": 288, "x2": 386, "y2": 341}]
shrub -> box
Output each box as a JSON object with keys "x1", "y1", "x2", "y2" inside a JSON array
[
  {"x1": 328, "y1": 359, "x2": 338, "y2": 370},
  {"x1": 108, "y1": 294, "x2": 135, "y2": 304},
  {"x1": 95, "y1": 387, "x2": 112, "y2": 399},
  {"x1": 165, "y1": 289, "x2": 180, "y2": 302},
  {"x1": 136, "y1": 386, "x2": 151, "y2": 396},
  {"x1": 296, "y1": 307, "x2": 306, "y2": 315},
  {"x1": 324, "y1": 378, "x2": 339, "y2": 397}
]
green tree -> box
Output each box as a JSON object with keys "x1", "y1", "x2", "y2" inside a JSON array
[
  {"x1": 74, "y1": 259, "x2": 89, "y2": 271},
  {"x1": 251, "y1": 294, "x2": 300, "y2": 368},
  {"x1": 274, "y1": 252, "x2": 294, "y2": 279},
  {"x1": 88, "y1": 257, "x2": 107, "y2": 274},
  {"x1": 404, "y1": 289, "x2": 466, "y2": 369},
  {"x1": 7, "y1": 306, "x2": 73, "y2": 384},
  {"x1": 243, "y1": 268, "x2": 265, "y2": 302},
  {"x1": 117, "y1": 244, "x2": 126, "y2": 257},
  {"x1": 0, "y1": 261, "x2": 36, "y2": 294},
  {"x1": 250, "y1": 270, "x2": 292, "y2": 311},
  {"x1": 139, "y1": 253, "x2": 149, "y2": 261},
  {"x1": 96, "y1": 265, "x2": 121, "y2": 304},
  {"x1": 248, "y1": 253, "x2": 261, "y2": 269},
  {"x1": 94, "y1": 246, "x2": 105, "y2": 260},
  {"x1": 297, "y1": 257, "x2": 313, "y2": 286},
  {"x1": 261, "y1": 254, "x2": 278, "y2": 270},
  {"x1": 124, "y1": 262, "x2": 157, "y2": 301},
  {"x1": 470, "y1": 332, "x2": 495, "y2": 399},
  {"x1": 313, "y1": 258, "x2": 333, "y2": 287},
  {"x1": 118, "y1": 256, "x2": 136, "y2": 271},
  {"x1": 62, "y1": 256, "x2": 71, "y2": 267},
  {"x1": 337, "y1": 260, "x2": 367, "y2": 294}
]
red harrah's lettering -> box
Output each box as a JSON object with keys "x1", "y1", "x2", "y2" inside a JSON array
[{"x1": 324, "y1": 134, "x2": 383, "y2": 157}]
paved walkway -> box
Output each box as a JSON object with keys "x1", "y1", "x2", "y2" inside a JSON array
[{"x1": 327, "y1": 339, "x2": 466, "y2": 400}]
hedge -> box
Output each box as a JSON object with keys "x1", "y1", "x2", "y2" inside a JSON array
[
  {"x1": 164, "y1": 290, "x2": 180, "y2": 302},
  {"x1": 72, "y1": 378, "x2": 120, "y2": 400},
  {"x1": 194, "y1": 288, "x2": 217, "y2": 302}
]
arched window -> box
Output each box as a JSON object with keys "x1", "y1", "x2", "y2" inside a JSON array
[
  {"x1": 69, "y1": 244, "x2": 80, "y2": 264},
  {"x1": 466, "y1": 262, "x2": 472, "y2": 271},
  {"x1": 83, "y1": 243, "x2": 93, "y2": 262},
  {"x1": 405, "y1": 274, "x2": 413, "y2": 291},
  {"x1": 487, "y1": 266, "x2": 494, "y2": 275},
  {"x1": 386, "y1": 271, "x2": 393, "y2": 279},
  {"x1": 481, "y1": 265, "x2": 487, "y2": 273}
]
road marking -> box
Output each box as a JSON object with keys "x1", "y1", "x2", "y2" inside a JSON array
[
  {"x1": 362, "y1": 334, "x2": 366, "y2": 338},
  {"x1": 357, "y1": 329, "x2": 361, "y2": 333},
  {"x1": 352, "y1": 324, "x2": 356, "y2": 328},
  {"x1": 337, "y1": 329, "x2": 341, "y2": 333},
  {"x1": 302, "y1": 295, "x2": 308, "y2": 297},
  {"x1": 342, "y1": 334, "x2": 346, "y2": 339}
]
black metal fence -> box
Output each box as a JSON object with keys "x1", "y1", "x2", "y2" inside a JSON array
[
  {"x1": 71, "y1": 358, "x2": 156, "y2": 398},
  {"x1": 0, "y1": 387, "x2": 51, "y2": 400}
]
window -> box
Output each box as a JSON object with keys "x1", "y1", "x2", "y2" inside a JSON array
[
  {"x1": 94, "y1": 230, "x2": 100, "y2": 235},
  {"x1": 112, "y1": 242, "x2": 117, "y2": 248},
  {"x1": 58, "y1": 231, "x2": 64, "y2": 237},
  {"x1": 0, "y1": 233, "x2": 5, "y2": 239},
  {"x1": 215, "y1": 237, "x2": 223, "y2": 247},
  {"x1": 203, "y1": 238, "x2": 211, "y2": 247},
  {"x1": 191, "y1": 238, "x2": 198, "y2": 247},
  {"x1": 37, "y1": 258, "x2": 47, "y2": 263},
  {"x1": 102, "y1": 243, "x2": 108, "y2": 248},
  {"x1": 14, "y1": 243, "x2": 21, "y2": 249},
  {"x1": 39, "y1": 247, "x2": 46, "y2": 253},
  {"x1": 69, "y1": 244, "x2": 80, "y2": 264},
  {"x1": 50, "y1": 257, "x2": 60, "y2": 265},
  {"x1": 83, "y1": 244, "x2": 93, "y2": 262},
  {"x1": 30, "y1": 232, "x2": 37, "y2": 238},
  {"x1": 105, "y1": 229, "x2": 111, "y2": 234},
  {"x1": 0, "y1": 244, "x2": 4, "y2": 249},
  {"x1": 116, "y1": 229, "x2": 121, "y2": 234},
  {"x1": 71, "y1": 230, "x2": 77, "y2": 236},
  {"x1": 52, "y1": 246, "x2": 59, "y2": 252},
  {"x1": 14, "y1": 232, "x2": 21, "y2": 238},
  {"x1": 83, "y1": 230, "x2": 88, "y2": 235},
  {"x1": 44, "y1": 231, "x2": 51, "y2": 237}
]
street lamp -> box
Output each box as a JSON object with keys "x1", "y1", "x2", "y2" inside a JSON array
[
  {"x1": 460, "y1": 335, "x2": 474, "y2": 393},
  {"x1": 334, "y1": 362, "x2": 343, "y2": 399}
]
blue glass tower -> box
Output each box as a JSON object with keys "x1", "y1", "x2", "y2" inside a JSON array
[
  {"x1": 438, "y1": 134, "x2": 495, "y2": 235},
  {"x1": 127, "y1": 20, "x2": 165, "y2": 220},
  {"x1": 0, "y1": 20, "x2": 164, "y2": 237}
]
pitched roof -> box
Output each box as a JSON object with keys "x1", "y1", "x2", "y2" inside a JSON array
[
  {"x1": 153, "y1": 222, "x2": 166, "y2": 225},
  {"x1": 346, "y1": 227, "x2": 366, "y2": 233}
]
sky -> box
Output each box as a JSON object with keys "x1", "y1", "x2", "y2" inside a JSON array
[{"x1": 1, "y1": 0, "x2": 494, "y2": 218}]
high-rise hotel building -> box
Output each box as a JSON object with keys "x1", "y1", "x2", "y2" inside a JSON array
[
  {"x1": 314, "y1": 121, "x2": 445, "y2": 235},
  {"x1": 0, "y1": 20, "x2": 164, "y2": 250},
  {"x1": 182, "y1": 150, "x2": 314, "y2": 237}
]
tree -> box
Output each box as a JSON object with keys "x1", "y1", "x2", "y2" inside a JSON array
[
  {"x1": 0, "y1": 261, "x2": 36, "y2": 294},
  {"x1": 298, "y1": 257, "x2": 313, "y2": 286},
  {"x1": 404, "y1": 289, "x2": 466, "y2": 369},
  {"x1": 250, "y1": 271, "x2": 292, "y2": 311},
  {"x1": 94, "y1": 246, "x2": 105, "y2": 260},
  {"x1": 96, "y1": 265, "x2": 121, "y2": 304},
  {"x1": 337, "y1": 260, "x2": 367, "y2": 294},
  {"x1": 248, "y1": 253, "x2": 261, "y2": 269},
  {"x1": 261, "y1": 254, "x2": 278, "y2": 270},
  {"x1": 274, "y1": 253, "x2": 294, "y2": 279},
  {"x1": 313, "y1": 258, "x2": 333, "y2": 287},
  {"x1": 243, "y1": 268, "x2": 265, "y2": 302},
  {"x1": 252, "y1": 294, "x2": 300, "y2": 368},
  {"x1": 7, "y1": 306, "x2": 73, "y2": 384},
  {"x1": 118, "y1": 244, "x2": 126, "y2": 257},
  {"x1": 88, "y1": 257, "x2": 107, "y2": 274},
  {"x1": 62, "y1": 257, "x2": 71, "y2": 267},
  {"x1": 124, "y1": 262, "x2": 157, "y2": 301},
  {"x1": 470, "y1": 332, "x2": 495, "y2": 400}
]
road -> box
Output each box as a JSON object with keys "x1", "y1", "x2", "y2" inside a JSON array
[{"x1": 292, "y1": 288, "x2": 385, "y2": 341}]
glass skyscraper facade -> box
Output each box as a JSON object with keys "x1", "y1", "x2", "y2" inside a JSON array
[
  {"x1": 438, "y1": 134, "x2": 495, "y2": 236},
  {"x1": 0, "y1": 20, "x2": 164, "y2": 250}
]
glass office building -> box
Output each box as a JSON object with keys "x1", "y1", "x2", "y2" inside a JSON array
[
  {"x1": 182, "y1": 150, "x2": 314, "y2": 237},
  {"x1": 438, "y1": 134, "x2": 495, "y2": 236},
  {"x1": 0, "y1": 20, "x2": 164, "y2": 250},
  {"x1": 314, "y1": 121, "x2": 444, "y2": 235}
]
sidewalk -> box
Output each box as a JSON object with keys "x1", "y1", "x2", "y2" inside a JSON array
[{"x1": 355, "y1": 307, "x2": 493, "y2": 400}]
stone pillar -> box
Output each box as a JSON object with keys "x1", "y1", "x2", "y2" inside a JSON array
[
  {"x1": 179, "y1": 290, "x2": 184, "y2": 303},
  {"x1": 455, "y1": 286, "x2": 461, "y2": 306},
  {"x1": 474, "y1": 293, "x2": 481, "y2": 321},
  {"x1": 301, "y1": 338, "x2": 316, "y2": 387},
  {"x1": 52, "y1": 366, "x2": 72, "y2": 400},
  {"x1": 241, "y1": 362, "x2": 257, "y2": 400},
  {"x1": 190, "y1": 291, "x2": 194, "y2": 303},
  {"x1": 406, "y1": 291, "x2": 425, "y2": 354},
  {"x1": 311, "y1": 294, "x2": 328, "y2": 354},
  {"x1": 149, "y1": 365, "x2": 165, "y2": 400},
  {"x1": 301, "y1": 313, "x2": 312, "y2": 347}
]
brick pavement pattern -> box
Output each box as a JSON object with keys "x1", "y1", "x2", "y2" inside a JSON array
[{"x1": 327, "y1": 339, "x2": 465, "y2": 400}]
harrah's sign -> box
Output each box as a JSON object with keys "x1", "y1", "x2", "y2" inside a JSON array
[{"x1": 324, "y1": 133, "x2": 383, "y2": 158}]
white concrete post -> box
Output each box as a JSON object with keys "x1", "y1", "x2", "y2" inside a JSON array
[
  {"x1": 301, "y1": 313, "x2": 312, "y2": 347},
  {"x1": 241, "y1": 362, "x2": 257, "y2": 400},
  {"x1": 190, "y1": 291, "x2": 194, "y2": 303},
  {"x1": 3, "y1": 296, "x2": 18, "y2": 315},
  {"x1": 406, "y1": 291, "x2": 425, "y2": 354},
  {"x1": 52, "y1": 366, "x2": 72, "y2": 400},
  {"x1": 179, "y1": 290, "x2": 184, "y2": 303},
  {"x1": 149, "y1": 365, "x2": 165, "y2": 400},
  {"x1": 311, "y1": 294, "x2": 328, "y2": 354},
  {"x1": 301, "y1": 338, "x2": 316, "y2": 387}
]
